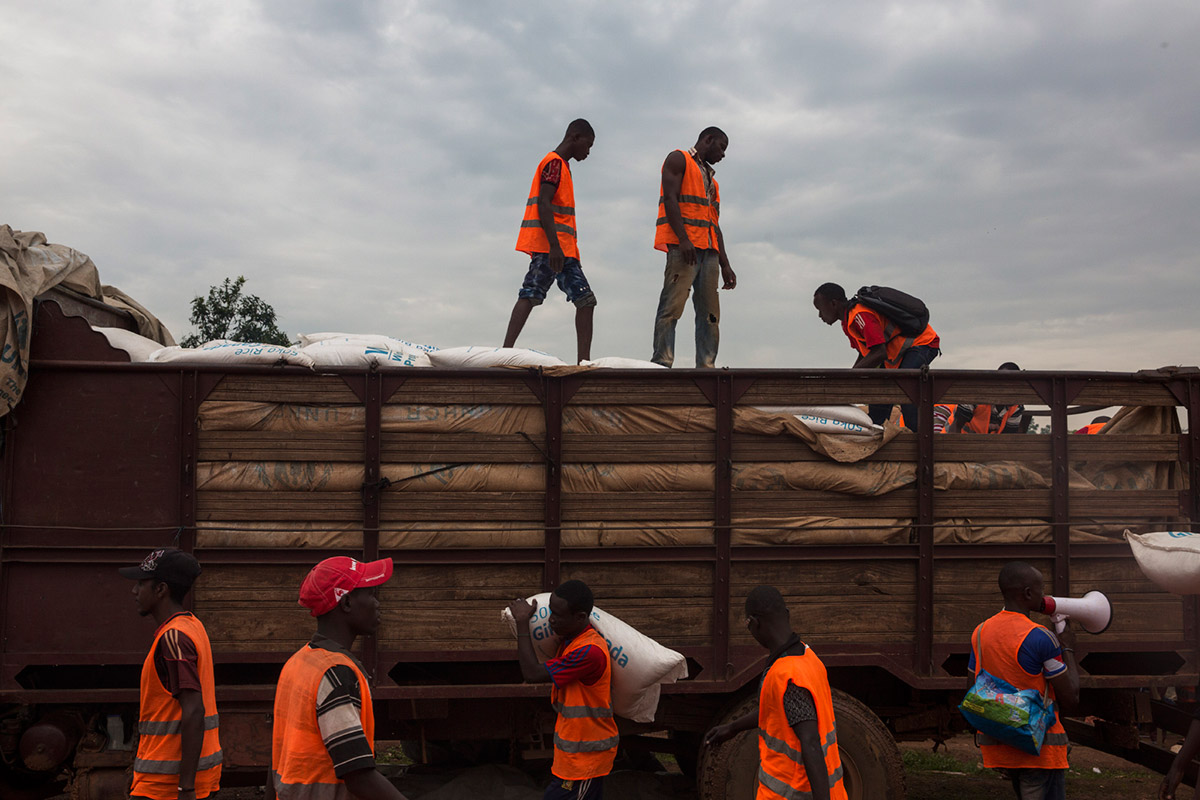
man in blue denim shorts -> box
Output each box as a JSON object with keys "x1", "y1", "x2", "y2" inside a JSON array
[{"x1": 504, "y1": 119, "x2": 597, "y2": 364}]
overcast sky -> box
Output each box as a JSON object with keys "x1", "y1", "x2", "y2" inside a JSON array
[{"x1": 4, "y1": 1, "x2": 1198, "y2": 371}]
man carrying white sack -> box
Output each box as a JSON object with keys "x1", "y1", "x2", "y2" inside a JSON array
[{"x1": 509, "y1": 580, "x2": 618, "y2": 800}]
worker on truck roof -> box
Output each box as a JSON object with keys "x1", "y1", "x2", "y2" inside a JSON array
[
  {"x1": 705, "y1": 586, "x2": 847, "y2": 800},
  {"x1": 650, "y1": 126, "x2": 737, "y2": 368},
  {"x1": 120, "y1": 547, "x2": 223, "y2": 800},
  {"x1": 944, "y1": 362, "x2": 1031, "y2": 434},
  {"x1": 505, "y1": 119, "x2": 598, "y2": 364},
  {"x1": 508, "y1": 580, "x2": 618, "y2": 800},
  {"x1": 271, "y1": 557, "x2": 408, "y2": 800},
  {"x1": 812, "y1": 282, "x2": 940, "y2": 429},
  {"x1": 968, "y1": 561, "x2": 1080, "y2": 800}
]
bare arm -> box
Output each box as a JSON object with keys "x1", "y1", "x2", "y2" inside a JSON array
[
  {"x1": 536, "y1": 179, "x2": 565, "y2": 273},
  {"x1": 1162, "y1": 718, "x2": 1200, "y2": 799},
  {"x1": 661, "y1": 151, "x2": 696, "y2": 265},
  {"x1": 508, "y1": 599, "x2": 552, "y2": 683},
  {"x1": 794, "y1": 719, "x2": 831, "y2": 800},
  {"x1": 715, "y1": 224, "x2": 735, "y2": 289},
  {"x1": 1047, "y1": 624, "x2": 1080, "y2": 709},
  {"x1": 852, "y1": 344, "x2": 888, "y2": 370},
  {"x1": 176, "y1": 689, "x2": 204, "y2": 799},
  {"x1": 704, "y1": 708, "x2": 758, "y2": 747},
  {"x1": 342, "y1": 767, "x2": 410, "y2": 800}
]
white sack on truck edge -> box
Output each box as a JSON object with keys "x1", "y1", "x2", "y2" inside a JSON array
[
  {"x1": 501, "y1": 593, "x2": 688, "y2": 723},
  {"x1": 1125, "y1": 530, "x2": 1200, "y2": 595}
]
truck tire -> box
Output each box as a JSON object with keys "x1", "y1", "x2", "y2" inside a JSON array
[{"x1": 697, "y1": 689, "x2": 905, "y2": 800}]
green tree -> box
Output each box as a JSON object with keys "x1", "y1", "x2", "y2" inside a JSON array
[{"x1": 181, "y1": 276, "x2": 291, "y2": 347}]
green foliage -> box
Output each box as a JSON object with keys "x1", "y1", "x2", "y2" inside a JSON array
[{"x1": 181, "y1": 276, "x2": 290, "y2": 347}]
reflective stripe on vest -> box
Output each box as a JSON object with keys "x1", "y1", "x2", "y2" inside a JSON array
[
  {"x1": 135, "y1": 749, "x2": 225, "y2": 775},
  {"x1": 553, "y1": 702, "x2": 615, "y2": 719},
  {"x1": 550, "y1": 626, "x2": 619, "y2": 780},
  {"x1": 131, "y1": 613, "x2": 223, "y2": 800},
  {"x1": 654, "y1": 151, "x2": 720, "y2": 252},
  {"x1": 139, "y1": 713, "x2": 220, "y2": 736},
  {"x1": 757, "y1": 764, "x2": 846, "y2": 800},
  {"x1": 271, "y1": 772, "x2": 352, "y2": 800},
  {"x1": 971, "y1": 611, "x2": 1070, "y2": 770},
  {"x1": 272, "y1": 645, "x2": 375, "y2": 796},
  {"x1": 516, "y1": 152, "x2": 579, "y2": 259},
  {"x1": 553, "y1": 732, "x2": 622, "y2": 753}
]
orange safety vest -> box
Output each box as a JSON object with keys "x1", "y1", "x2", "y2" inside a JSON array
[
  {"x1": 951, "y1": 404, "x2": 1020, "y2": 435},
  {"x1": 1077, "y1": 422, "x2": 1106, "y2": 435},
  {"x1": 654, "y1": 150, "x2": 720, "y2": 252},
  {"x1": 272, "y1": 645, "x2": 375, "y2": 800},
  {"x1": 550, "y1": 626, "x2": 619, "y2": 780},
  {"x1": 757, "y1": 645, "x2": 847, "y2": 800},
  {"x1": 844, "y1": 303, "x2": 939, "y2": 369},
  {"x1": 132, "y1": 613, "x2": 222, "y2": 799},
  {"x1": 970, "y1": 611, "x2": 1070, "y2": 770},
  {"x1": 516, "y1": 152, "x2": 579, "y2": 259}
]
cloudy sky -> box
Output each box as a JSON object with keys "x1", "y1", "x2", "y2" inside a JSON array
[{"x1": 4, "y1": 0, "x2": 1198, "y2": 371}]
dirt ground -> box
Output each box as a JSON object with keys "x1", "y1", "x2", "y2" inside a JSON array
[{"x1": 45, "y1": 733, "x2": 1193, "y2": 799}]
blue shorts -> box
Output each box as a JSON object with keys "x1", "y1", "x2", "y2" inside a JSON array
[
  {"x1": 544, "y1": 775, "x2": 603, "y2": 800},
  {"x1": 518, "y1": 253, "x2": 597, "y2": 307}
]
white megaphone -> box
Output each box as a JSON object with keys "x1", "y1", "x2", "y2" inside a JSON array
[{"x1": 1040, "y1": 591, "x2": 1112, "y2": 635}]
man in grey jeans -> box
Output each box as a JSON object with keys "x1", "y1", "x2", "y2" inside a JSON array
[{"x1": 650, "y1": 127, "x2": 737, "y2": 367}]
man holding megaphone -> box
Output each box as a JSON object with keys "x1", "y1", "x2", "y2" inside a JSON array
[{"x1": 968, "y1": 562, "x2": 1080, "y2": 800}]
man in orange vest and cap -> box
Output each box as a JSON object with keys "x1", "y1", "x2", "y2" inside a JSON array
[
  {"x1": 968, "y1": 562, "x2": 1079, "y2": 800},
  {"x1": 508, "y1": 580, "x2": 618, "y2": 800},
  {"x1": 651, "y1": 127, "x2": 737, "y2": 368},
  {"x1": 505, "y1": 119, "x2": 598, "y2": 364},
  {"x1": 705, "y1": 586, "x2": 846, "y2": 800},
  {"x1": 121, "y1": 548, "x2": 222, "y2": 800},
  {"x1": 813, "y1": 282, "x2": 939, "y2": 429},
  {"x1": 945, "y1": 362, "x2": 1031, "y2": 434},
  {"x1": 271, "y1": 556, "x2": 408, "y2": 800}
]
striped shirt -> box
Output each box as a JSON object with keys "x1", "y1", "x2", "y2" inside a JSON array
[{"x1": 308, "y1": 635, "x2": 375, "y2": 778}]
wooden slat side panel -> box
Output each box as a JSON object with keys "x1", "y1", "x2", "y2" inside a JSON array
[
  {"x1": 193, "y1": 564, "x2": 314, "y2": 652},
  {"x1": 199, "y1": 431, "x2": 365, "y2": 461},
  {"x1": 738, "y1": 378, "x2": 910, "y2": 406},
  {"x1": 563, "y1": 492, "x2": 714, "y2": 521},
  {"x1": 197, "y1": 491, "x2": 362, "y2": 521},
  {"x1": 733, "y1": 435, "x2": 917, "y2": 463},
  {"x1": 731, "y1": 561, "x2": 917, "y2": 644},
  {"x1": 563, "y1": 433, "x2": 716, "y2": 463},
  {"x1": 206, "y1": 375, "x2": 361, "y2": 404},
  {"x1": 568, "y1": 381, "x2": 710, "y2": 405},
  {"x1": 380, "y1": 493, "x2": 545, "y2": 521},
  {"x1": 378, "y1": 564, "x2": 544, "y2": 651},
  {"x1": 1073, "y1": 383, "x2": 1181, "y2": 407},
  {"x1": 936, "y1": 382, "x2": 1044, "y2": 405},
  {"x1": 382, "y1": 433, "x2": 544, "y2": 463},
  {"x1": 389, "y1": 377, "x2": 541, "y2": 405}
]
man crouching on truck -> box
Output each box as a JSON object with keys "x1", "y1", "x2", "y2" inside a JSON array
[
  {"x1": 705, "y1": 586, "x2": 846, "y2": 800},
  {"x1": 270, "y1": 557, "x2": 409, "y2": 800},
  {"x1": 121, "y1": 547, "x2": 222, "y2": 800},
  {"x1": 509, "y1": 580, "x2": 618, "y2": 800}
]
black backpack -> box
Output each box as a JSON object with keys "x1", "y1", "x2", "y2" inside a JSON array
[{"x1": 853, "y1": 286, "x2": 930, "y2": 336}]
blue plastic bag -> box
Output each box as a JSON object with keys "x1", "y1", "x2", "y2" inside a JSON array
[{"x1": 959, "y1": 668, "x2": 1055, "y2": 755}]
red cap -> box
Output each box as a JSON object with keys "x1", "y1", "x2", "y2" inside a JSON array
[{"x1": 299, "y1": 557, "x2": 393, "y2": 617}]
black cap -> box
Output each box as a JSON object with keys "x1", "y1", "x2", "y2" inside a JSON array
[{"x1": 119, "y1": 548, "x2": 201, "y2": 587}]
